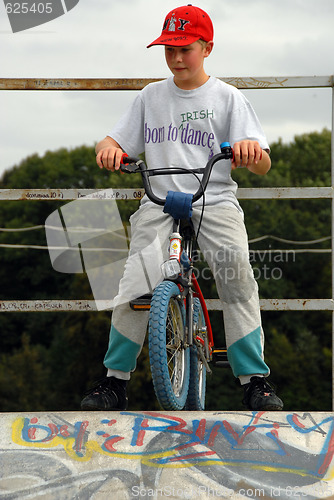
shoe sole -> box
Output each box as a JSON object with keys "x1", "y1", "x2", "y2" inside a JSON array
[
  {"x1": 256, "y1": 404, "x2": 283, "y2": 411},
  {"x1": 81, "y1": 404, "x2": 127, "y2": 411}
]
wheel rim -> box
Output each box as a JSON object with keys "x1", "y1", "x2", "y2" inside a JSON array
[
  {"x1": 197, "y1": 359, "x2": 205, "y2": 401},
  {"x1": 196, "y1": 316, "x2": 205, "y2": 402},
  {"x1": 166, "y1": 298, "x2": 186, "y2": 397}
]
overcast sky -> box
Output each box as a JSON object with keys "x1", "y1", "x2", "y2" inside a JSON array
[{"x1": 1, "y1": 0, "x2": 333, "y2": 178}]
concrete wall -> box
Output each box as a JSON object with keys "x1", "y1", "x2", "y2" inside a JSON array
[{"x1": 1, "y1": 410, "x2": 334, "y2": 499}]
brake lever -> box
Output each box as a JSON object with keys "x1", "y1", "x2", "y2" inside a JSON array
[{"x1": 120, "y1": 163, "x2": 141, "y2": 174}]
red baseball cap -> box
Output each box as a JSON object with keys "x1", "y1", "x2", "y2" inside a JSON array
[{"x1": 147, "y1": 4, "x2": 214, "y2": 48}]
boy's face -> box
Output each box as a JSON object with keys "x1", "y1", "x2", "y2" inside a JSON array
[{"x1": 164, "y1": 40, "x2": 213, "y2": 89}]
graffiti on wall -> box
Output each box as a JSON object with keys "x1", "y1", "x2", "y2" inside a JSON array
[{"x1": 1, "y1": 411, "x2": 334, "y2": 499}]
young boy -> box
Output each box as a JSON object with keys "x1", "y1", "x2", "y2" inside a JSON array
[{"x1": 81, "y1": 5, "x2": 283, "y2": 411}]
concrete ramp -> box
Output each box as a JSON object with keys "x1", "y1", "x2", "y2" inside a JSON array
[{"x1": 0, "y1": 410, "x2": 334, "y2": 499}]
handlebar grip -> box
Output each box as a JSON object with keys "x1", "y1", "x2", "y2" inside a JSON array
[
  {"x1": 120, "y1": 153, "x2": 129, "y2": 164},
  {"x1": 120, "y1": 154, "x2": 141, "y2": 165},
  {"x1": 220, "y1": 142, "x2": 234, "y2": 161}
]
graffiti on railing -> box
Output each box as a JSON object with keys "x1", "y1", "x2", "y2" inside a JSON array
[
  {"x1": 11, "y1": 411, "x2": 334, "y2": 472},
  {"x1": 2, "y1": 411, "x2": 334, "y2": 498},
  {"x1": 224, "y1": 77, "x2": 289, "y2": 89}
]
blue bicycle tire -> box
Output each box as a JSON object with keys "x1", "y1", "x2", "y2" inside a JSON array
[
  {"x1": 148, "y1": 280, "x2": 190, "y2": 410},
  {"x1": 186, "y1": 297, "x2": 207, "y2": 410}
]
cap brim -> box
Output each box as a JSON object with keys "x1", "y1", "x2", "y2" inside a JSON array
[{"x1": 147, "y1": 34, "x2": 200, "y2": 48}]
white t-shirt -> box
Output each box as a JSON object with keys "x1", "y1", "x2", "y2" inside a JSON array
[{"x1": 110, "y1": 76, "x2": 269, "y2": 212}]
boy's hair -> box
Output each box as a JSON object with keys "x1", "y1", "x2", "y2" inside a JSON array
[
  {"x1": 147, "y1": 5, "x2": 213, "y2": 48},
  {"x1": 197, "y1": 39, "x2": 208, "y2": 49}
]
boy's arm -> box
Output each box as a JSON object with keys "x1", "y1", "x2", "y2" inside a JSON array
[
  {"x1": 95, "y1": 136, "x2": 125, "y2": 171},
  {"x1": 232, "y1": 140, "x2": 271, "y2": 175}
]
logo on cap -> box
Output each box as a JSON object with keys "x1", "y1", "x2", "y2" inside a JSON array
[{"x1": 164, "y1": 14, "x2": 190, "y2": 33}]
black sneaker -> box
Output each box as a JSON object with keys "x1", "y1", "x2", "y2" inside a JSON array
[
  {"x1": 243, "y1": 376, "x2": 283, "y2": 411},
  {"x1": 81, "y1": 376, "x2": 128, "y2": 411}
]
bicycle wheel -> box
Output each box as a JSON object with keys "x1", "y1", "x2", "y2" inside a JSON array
[
  {"x1": 148, "y1": 280, "x2": 190, "y2": 410},
  {"x1": 186, "y1": 297, "x2": 207, "y2": 410}
]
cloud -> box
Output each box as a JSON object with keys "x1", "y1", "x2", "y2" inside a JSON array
[{"x1": 243, "y1": 87, "x2": 332, "y2": 143}]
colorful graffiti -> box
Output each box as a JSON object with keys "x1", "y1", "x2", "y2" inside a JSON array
[{"x1": 1, "y1": 411, "x2": 334, "y2": 499}]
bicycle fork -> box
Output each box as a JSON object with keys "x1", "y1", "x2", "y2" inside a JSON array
[
  {"x1": 166, "y1": 221, "x2": 213, "y2": 374},
  {"x1": 181, "y1": 236, "x2": 194, "y2": 348}
]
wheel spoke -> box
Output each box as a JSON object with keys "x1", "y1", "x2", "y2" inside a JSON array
[{"x1": 164, "y1": 299, "x2": 185, "y2": 395}]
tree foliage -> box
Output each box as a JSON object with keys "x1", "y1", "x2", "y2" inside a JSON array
[{"x1": 0, "y1": 130, "x2": 332, "y2": 412}]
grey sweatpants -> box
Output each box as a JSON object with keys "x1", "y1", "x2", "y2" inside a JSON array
[{"x1": 104, "y1": 203, "x2": 269, "y2": 383}]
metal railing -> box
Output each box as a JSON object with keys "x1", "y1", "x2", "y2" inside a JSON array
[{"x1": 0, "y1": 76, "x2": 333, "y2": 402}]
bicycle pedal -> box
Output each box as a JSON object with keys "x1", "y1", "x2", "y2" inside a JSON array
[
  {"x1": 212, "y1": 348, "x2": 230, "y2": 368},
  {"x1": 129, "y1": 294, "x2": 152, "y2": 310}
]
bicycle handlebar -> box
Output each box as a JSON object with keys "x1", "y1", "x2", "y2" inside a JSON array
[{"x1": 120, "y1": 143, "x2": 234, "y2": 206}]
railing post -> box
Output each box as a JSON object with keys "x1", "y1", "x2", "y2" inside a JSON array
[{"x1": 332, "y1": 80, "x2": 334, "y2": 411}]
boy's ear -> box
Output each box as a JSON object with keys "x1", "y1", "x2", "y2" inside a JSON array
[{"x1": 204, "y1": 41, "x2": 214, "y2": 57}]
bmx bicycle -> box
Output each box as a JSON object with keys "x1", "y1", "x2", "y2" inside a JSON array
[{"x1": 120, "y1": 143, "x2": 234, "y2": 411}]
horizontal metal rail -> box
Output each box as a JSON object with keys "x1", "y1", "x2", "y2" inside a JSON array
[
  {"x1": 0, "y1": 187, "x2": 332, "y2": 201},
  {"x1": 211, "y1": 299, "x2": 334, "y2": 312},
  {"x1": 237, "y1": 187, "x2": 333, "y2": 199},
  {"x1": 1, "y1": 299, "x2": 333, "y2": 313},
  {"x1": 0, "y1": 188, "x2": 144, "y2": 201},
  {"x1": 0, "y1": 76, "x2": 333, "y2": 91}
]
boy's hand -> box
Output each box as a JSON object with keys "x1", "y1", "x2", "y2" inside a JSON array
[
  {"x1": 231, "y1": 140, "x2": 262, "y2": 169},
  {"x1": 231, "y1": 140, "x2": 270, "y2": 175},
  {"x1": 96, "y1": 146, "x2": 124, "y2": 172}
]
